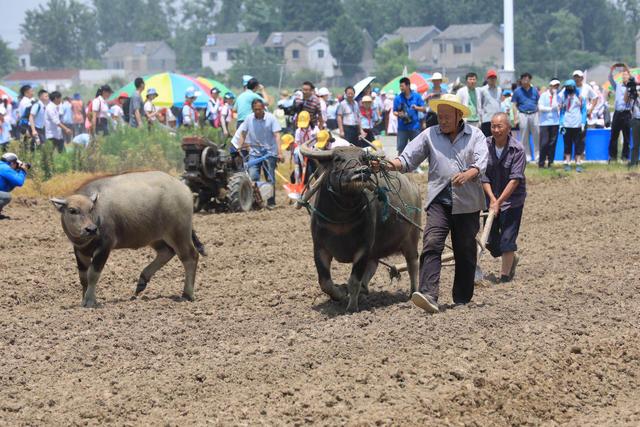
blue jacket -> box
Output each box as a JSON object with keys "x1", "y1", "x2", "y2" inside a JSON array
[{"x1": 0, "y1": 162, "x2": 26, "y2": 192}]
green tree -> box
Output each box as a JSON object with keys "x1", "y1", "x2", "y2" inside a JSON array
[
  {"x1": 241, "y1": 0, "x2": 283, "y2": 39},
  {"x1": 0, "y1": 38, "x2": 17, "y2": 77},
  {"x1": 374, "y1": 39, "x2": 417, "y2": 83},
  {"x1": 227, "y1": 44, "x2": 282, "y2": 87},
  {"x1": 328, "y1": 16, "x2": 364, "y2": 79},
  {"x1": 21, "y1": 0, "x2": 99, "y2": 68},
  {"x1": 93, "y1": 0, "x2": 173, "y2": 49},
  {"x1": 173, "y1": 0, "x2": 216, "y2": 72},
  {"x1": 281, "y1": 0, "x2": 343, "y2": 31},
  {"x1": 215, "y1": 0, "x2": 242, "y2": 32}
]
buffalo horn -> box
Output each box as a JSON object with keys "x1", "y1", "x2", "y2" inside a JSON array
[{"x1": 299, "y1": 141, "x2": 335, "y2": 160}]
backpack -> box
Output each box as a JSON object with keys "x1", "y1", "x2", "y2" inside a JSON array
[
  {"x1": 18, "y1": 100, "x2": 37, "y2": 134},
  {"x1": 122, "y1": 97, "x2": 131, "y2": 123}
]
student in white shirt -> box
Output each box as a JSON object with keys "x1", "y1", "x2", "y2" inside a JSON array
[
  {"x1": 144, "y1": 88, "x2": 159, "y2": 129},
  {"x1": 45, "y1": 91, "x2": 72, "y2": 153},
  {"x1": 91, "y1": 85, "x2": 113, "y2": 137}
]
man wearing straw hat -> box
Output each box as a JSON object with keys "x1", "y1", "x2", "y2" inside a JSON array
[{"x1": 375, "y1": 94, "x2": 488, "y2": 313}]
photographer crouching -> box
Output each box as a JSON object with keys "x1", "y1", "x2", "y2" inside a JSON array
[{"x1": 0, "y1": 153, "x2": 30, "y2": 220}]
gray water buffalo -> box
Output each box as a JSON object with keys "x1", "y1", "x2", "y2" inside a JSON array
[
  {"x1": 51, "y1": 171, "x2": 206, "y2": 307},
  {"x1": 300, "y1": 144, "x2": 422, "y2": 312}
]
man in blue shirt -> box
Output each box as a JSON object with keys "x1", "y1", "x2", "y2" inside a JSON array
[
  {"x1": 237, "y1": 99, "x2": 282, "y2": 208},
  {"x1": 393, "y1": 77, "x2": 425, "y2": 154},
  {"x1": 234, "y1": 78, "x2": 272, "y2": 127},
  {"x1": 0, "y1": 152, "x2": 29, "y2": 219},
  {"x1": 511, "y1": 73, "x2": 540, "y2": 161},
  {"x1": 608, "y1": 63, "x2": 632, "y2": 162}
]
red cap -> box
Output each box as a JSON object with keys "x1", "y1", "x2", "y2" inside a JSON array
[
  {"x1": 486, "y1": 69, "x2": 498, "y2": 78},
  {"x1": 118, "y1": 92, "x2": 129, "y2": 99}
]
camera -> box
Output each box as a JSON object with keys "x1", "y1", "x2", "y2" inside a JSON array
[
  {"x1": 398, "y1": 103, "x2": 413, "y2": 125},
  {"x1": 626, "y1": 79, "x2": 638, "y2": 100},
  {"x1": 18, "y1": 161, "x2": 31, "y2": 170}
]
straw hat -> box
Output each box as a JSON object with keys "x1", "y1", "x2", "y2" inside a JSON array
[
  {"x1": 428, "y1": 93, "x2": 470, "y2": 117},
  {"x1": 428, "y1": 72, "x2": 448, "y2": 83},
  {"x1": 361, "y1": 95, "x2": 373, "y2": 103}
]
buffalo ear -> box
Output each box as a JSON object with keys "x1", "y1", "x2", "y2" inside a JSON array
[
  {"x1": 50, "y1": 198, "x2": 68, "y2": 212},
  {"x1": 90, "y1": 193, "x2": 98, "y2": 204}
]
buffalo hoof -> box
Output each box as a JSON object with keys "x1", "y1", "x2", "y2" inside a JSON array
[
  {"x1": 346, "y1": 300, "x2": 359, "y2": 313},
  {"x1": 181, "y1": 292, "x2": 195, "y2": 302},
  {"x1": 81, "y1": 298, "x2": 97, "y2": 308},
  {"x1": 329, "y1": 284, "x2": 347, "y2": 302},
  {"x1": 360, "y1": 283, "x2": 370, "y2": 295},
  {"x1": 135, "y1": 279, "x2": 148, "y2": 295}
]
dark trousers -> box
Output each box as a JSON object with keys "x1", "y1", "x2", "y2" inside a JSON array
[
  {"x1": 480, "y1": 122, "x2": 492, "y2": 137},
  {"x1": 49, "y1": 138, "x2": 65, "y2": 154},
  {"x1": 343, "y1": 125, "x2": 359, "y2": 146},
  {"x1": 539, "y1": 125, "x2": 558, "y2": 166},
  {"x1": 630, "y1": 118, "x2": 640, "y2": 166},
  {"x1": 564, "y1": 127, "x2": 583, "y2": 157},
  {"x1": 397, "y1": 129, "x2": 420, "y2": 154},
  {"x1": 609, "y1": 110, "x2": 631, "y2": 160},
  {"x1": 419, "y1": 203, "x2": 480, "y2": 304},
  {"x1": 486, "y1": 205, "x2": 524, "y2": 258}
]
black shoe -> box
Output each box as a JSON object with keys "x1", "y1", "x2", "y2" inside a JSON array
[
  {"x1": 500, "y1": 275, "x2": 511, "y2": 283},
  {"x1": 0, "y1": 214, "x2": 10, "y2": 220}
]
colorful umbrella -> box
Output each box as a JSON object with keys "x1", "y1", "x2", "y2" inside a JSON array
[
  {"x1": 196, "y1": 77, "x2": 234, "y2": 97},
  {"x1": 382, "y1": 72, "x2": 449, "y2": 95},
  {"x1": 0, "y1": 85, "x2": 18, "y2": 102},
  {"x1": 601, "y1": 68, "x2": 640, "y2": 92},
  {"x1": 110, "y1": 73, "x2": 212, "y2": 108}
]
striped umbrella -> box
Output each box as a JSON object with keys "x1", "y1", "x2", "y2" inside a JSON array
[
  {"x1": 381, "y1": 72, "x2": 430, "y2": 94},
  {"x1": 110, "y1": 73, "x2": 212, "y2": 108},
  {"x1": 196, "y1": 77, "x2": 234, "y2": 97},
  {"x1": 0, "y1": 85, "x2": 18, "y2": 102}
]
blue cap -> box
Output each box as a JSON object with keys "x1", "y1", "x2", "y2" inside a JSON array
[
  {"x1": 224, "y1": 92, "x2": 234, "y2": 99},
  {"x1": 73, "y1": 93, "x2": 81, "y2": 100},
  {"x1": 373, "y1": 87, "x2": 380, "y2": 94},
  {"x1": 502, "y1": 89, "x2": 512, "y2": 96},
  {"x1": 185, "y1": 88, "x2": 198, "y2": 98},
  {"x1": 242, "y1": 75, "x2": 253, "y2": 86},
  {"x1": 147, "y1": 87, "x2": 158, "y2": 96},
  {"x1": 563, "y1": 79, "x2": 576, "y2": 88}
]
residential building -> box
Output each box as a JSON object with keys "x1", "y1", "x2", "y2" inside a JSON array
[
  {"x1": 103, "y1": 41, "x2": 176, "y2": 77},
  {"x1": 431, "y1": 23, "x2": 503, "y2": 70},
  {"x1": 377, "y1": 26, "x2": 441, "y2": 65},
  {"x1": 16, "y1": 40, "x2": 36, "y2": 71},
  {"x1": 201, "y1": 32, "x2": 261, "y2": 74},
  {"x1": 264, "y1": 31, "x2": 338, "y2": 78},
  {"x1": 3, "y1": 69, "x2": 79, "y2": 91}
]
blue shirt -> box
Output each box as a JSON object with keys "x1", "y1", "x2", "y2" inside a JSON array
[
  {"x1": 61, "y1": 101, "x2": 73, "y2": 124},
  {"x1": 609, "y1": 74, "x2": 631, "y2": 112},
  {"x1": 559, "y1": 92, "x2": 587, "y2": 128},
  {"x1": 30, "y1": 101, "x2": 46, "y2": 128},
  {"x1": 239, "y1": 112, "x2": 281, "y2": 157},
  {"x1": 393, "y1": 91, "x2": 424, "y2": 131},
  {"x1": 512, "y1": 86, "x2": 540, "y2": 114},
  {"x1": 234, "y1": 90, "x2": 264, "y2": 122},
  {"x1": 0, "y1": 161, "x2": 26, "y2": 192}
]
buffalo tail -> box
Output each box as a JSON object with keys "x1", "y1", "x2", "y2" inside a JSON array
[{"x1": 192, "y1": 230, "x2": 207, "y2": 257}]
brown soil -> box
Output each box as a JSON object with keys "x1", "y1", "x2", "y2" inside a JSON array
[{"x1": 1, "y1": 172, "x2": 640, "y2": 426}]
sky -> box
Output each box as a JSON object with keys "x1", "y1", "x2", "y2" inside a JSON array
[{"x1": 4, "y1": 0, "x2": 89, "y2": 48}]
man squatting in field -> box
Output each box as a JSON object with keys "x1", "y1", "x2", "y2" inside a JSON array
[{"x1": 375, "y1": 94, "x2": 488, "y2": 314}]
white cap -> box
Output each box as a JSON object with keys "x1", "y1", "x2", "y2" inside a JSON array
[
  {"x1": 294, "y1": 90, "x2": 303, "y2": 99},
  {"x1": 549, "y1": 79, "x2": 560, "y2": 86},
  {"x1": 1, "y1": 152, "x2": 18, "y2": 163},
  {"x1": 361, "y1": 95, "x2": 373, "y2": 103},
  {"x1": 429, "y1": 72, "x2": 448, "y2": 82},
  {"x1": 572, "y1": 70, "x2": 584, "y2": 77},
  {"x1": 318, "y1": 87, "x2": 330, "y2": 96}
]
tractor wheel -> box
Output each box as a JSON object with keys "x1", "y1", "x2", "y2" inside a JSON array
[{"x1": 227, "y1": 172, "x2": 254, "y2": 212}]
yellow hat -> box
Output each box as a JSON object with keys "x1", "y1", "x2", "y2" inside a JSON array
[
  {"x1": 280, "y1": 134, "x2": 294, "y2": 151},
  {"x1": 315, "y1": 130, "x2": 331, "y2": 149},
  {"x1": 428, "y1": 93, "x2": 470, "y2": 118},
  {"x1": 372, "y1": 139, "x2": 383, "y2": 151},
  {"x1": 297, "y1": 111, "x2": 310, "y2": 128}
]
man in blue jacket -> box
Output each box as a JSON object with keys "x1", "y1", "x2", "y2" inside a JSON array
[{"x1": 0, "y1": 153, "x2": 29, "y2": 219}]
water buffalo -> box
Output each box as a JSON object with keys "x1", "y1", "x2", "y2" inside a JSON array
[
  {"x1": 300, "y1": 144, "x2": 421, "y2": 312},
  {"x1": 51, "y1": 171, "x2": 206, "y2": 307}
]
